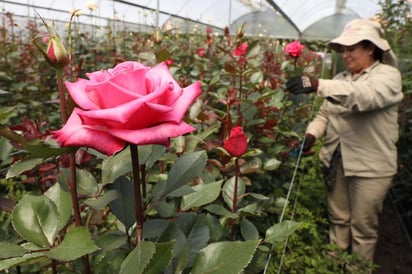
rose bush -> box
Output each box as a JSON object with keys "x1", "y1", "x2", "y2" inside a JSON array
[{"x1": 53, "y1": 61, "x2": 202, "y2": 155}]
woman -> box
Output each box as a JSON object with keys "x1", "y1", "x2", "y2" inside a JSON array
[{"x1": 286, "y1": 19, "x2": 403, "y2": 263}]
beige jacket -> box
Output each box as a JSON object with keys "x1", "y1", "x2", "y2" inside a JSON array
[{"x1": 306, "y1": 61, "x2": 403, "y2": 177}]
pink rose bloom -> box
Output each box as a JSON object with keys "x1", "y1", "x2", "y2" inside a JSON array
[
  {"x1": 53, "y1": 61, "x2": 202, "y2": 155},
  {"x1": 284, "y1": 40, "x2": 304, "y2": 57},
  {"x1": 233, "y1": 42, "x2": 248, "y2": 57},
  {"x1": 223, "y1": 126, "x2": 248, "y2": 157}
]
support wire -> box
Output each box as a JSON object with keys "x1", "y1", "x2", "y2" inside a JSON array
[{"x1": 263, "y1": 97, "x2": 319, "y2": 274}]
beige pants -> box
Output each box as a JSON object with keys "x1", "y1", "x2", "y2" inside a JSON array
[{"x1": 326, "y1": 158, "x2": 393, "y2": 261}]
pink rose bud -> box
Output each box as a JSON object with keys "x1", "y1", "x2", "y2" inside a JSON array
[
  {"x1": 224, "y1": 126, "x2": 248, "y2": 157},
  {"x1": 46, "y1": 36, "x2": 69, "y2": 68}
]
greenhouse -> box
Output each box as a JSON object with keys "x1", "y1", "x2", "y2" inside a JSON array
[{"x1": 0, "y1": 0, "x2": 411, "y2": 273}]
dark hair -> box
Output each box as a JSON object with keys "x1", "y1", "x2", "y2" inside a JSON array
[{"x1": 360, "y1": 40, "x2": 384, "y2": 62}]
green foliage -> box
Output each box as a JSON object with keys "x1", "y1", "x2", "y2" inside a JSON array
[{"x1": 191, "y1": 240, "x2": 260, "y2": 274}]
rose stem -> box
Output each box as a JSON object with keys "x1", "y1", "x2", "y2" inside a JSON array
[
  {"x1": 140, "y1": 164, "x2": 146, "y2": 198},
  {"x1": 56, "y1": 68, "x2": 82, "y2": 227},
  {"x1": 232, "y1": 158, "x2": 239, "y2": 213},
  {"x1": 56, "y1": 68, "x2": 89, "y2": 273},
  {"x1": 130, "y1": 143, "x2": 144, "y2": 245}
]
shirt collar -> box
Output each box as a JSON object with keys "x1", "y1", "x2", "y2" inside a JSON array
[{"x1": 342, "y1": 61, "x2": 381, "y2": 79}]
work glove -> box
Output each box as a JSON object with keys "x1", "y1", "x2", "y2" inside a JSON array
[
  {"x1": 289, "y1": 134, "x2": 316, "y2": 157},
  {"x1": 301, "y1": 133, "x2": 316, "y2": 155},
  {"x1": 286, "y1": 76, "x2": 318, "y2": 94}
]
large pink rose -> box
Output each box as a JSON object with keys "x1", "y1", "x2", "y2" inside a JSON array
[{"x1": 53, "y1": 61, "x2": 202, "y2": 155}]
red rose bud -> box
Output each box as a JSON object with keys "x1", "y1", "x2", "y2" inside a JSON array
[
  {"x1": 223, "y1": 126, "x2": 248, "y2": 157},
  {"x1": 197, "y1": 47, "x2": 206, "y2": 57},
  {"x1": 284, "y1": 40, "x2": 304, "y2": 58}
]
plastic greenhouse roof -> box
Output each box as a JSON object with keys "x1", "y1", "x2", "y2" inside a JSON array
[{"x1": 1, "y1": 0, "x2": 383, "y2": 40}]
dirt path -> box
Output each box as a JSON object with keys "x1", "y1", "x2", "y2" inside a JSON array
[{"x1": 373, "y1": 196, "x2": 412, "y2": 273}]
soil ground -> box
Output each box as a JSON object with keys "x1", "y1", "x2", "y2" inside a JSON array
[{"x1": 373, "y1": 196, "x2": 412, "y2": 274}]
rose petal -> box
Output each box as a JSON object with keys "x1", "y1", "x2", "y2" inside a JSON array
[
  {"x1": 85, "y1": 69, "x2": 148, "y2": 108},
  {"x1": 76, "y1": 101, "x2": 173, "y2": 130},
  {"x1": 107, "y1": 61, "x2": 147, "y2": 77},
  {"x1": 52, "y1": 108, "x2": 125, "y2": 155},
  {"x1": 76, "y1": 81, "x2": 201, "y2": 130},
  {"x1": 109, "y1": 121, "x2": 196, "y2": 146},
  {"x1": 75, "y1": 82, "x2": 172, "y2": 124},
  {"x1": 65, "y1": 79, "x2": 100, "y2": 110},
  {"x1": 161, "y1": 81, "x2": 202, "y2": 121}
]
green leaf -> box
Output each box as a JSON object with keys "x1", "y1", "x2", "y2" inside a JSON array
[
  {"x1": 45, "y1": 227, "x2": 100, "y2": 261},
  {"x1": 181, "y1": 180, "x2": 223, "y2": 210},
  {"x1": 140, "y1": 144, "x2": 166, "y2": 168},
  {"x1": 156, "y1": 48, "x2": 170, "y2": 62},
  {"x1": 187, "y1": 123, "x2": 220, "y2": 152},
  {"x1": 23, "y1": 142, "x2": 75, "y2": 158},
  {"x1": 191, "y1": 240, "x2": 260, "y2": 274},
  {"x1": 0, "y1": 137, "x2": 13, "y2": 162},
  {"x1": 265, "y1": 220, "x2": 301, "y2": 243},
  {"x1": 84, "y1": 189, "x2": 118, "y2": 210},
  {"x1": 175, "y1": 213, "x2": 210, "y2": 267},
  {"x1": 102, "y1": 148, "x2": 132, "y2": 185},
  {"x1": 155, "y1": 200, "x2": 177, "y2": 218},
  {"x1": 6, "y1": 158, "x2": 43, "y2": 179},
  {"x1": 102, "y1": 145, "x2": 165, "y2": 185},
  {"x1": 250, "y1": 71, "x2": 264, "y2": 84},
  {"x1": 158, "y1": 222, "x2": 186, "y2": 247},
  {"x1": 108, "y1": 176, "x2": 136, "y2": 230},
  {"x1": 0, "y1": 242, "x2": 27, "y2": 258},
  {"x1": 222, "y1": 176, "x2": 246, "y2": 210},
  {"x1": 239, "y1": 157, "x2": 262, "y2": 174},
  {"x1": 173, "y1": 244, "x2": 190, "y2": 274},
  {"x1": 204, "y1": 214, "x2": 225, "y2": 242},
  {"x1": 95, "y1": 231, "x2": 128, "y2": 252},
  {"x1": 204, "y1": 204, "x2": 238, "y2": 218},
  {"x1": 152, "y1": 150, "x2": 207, "y2": 201},
  {"x1": 167, "y1": 185, "x2": 194, "y2": 198},
  {"x1": 12, "y1": 194, "x2": 60, "y2": 247},
  {"x1": 0, "y1": 106, "x2": 15, "y2": 125},
  {"x1": 59, "y1": 168, "x2": 99, "y2": 197},
  {"x1": 44, "y1": 183, "x2": 72, "y2": 231},
  {"x1": 240, "y1": 218, "x2": 260, "y2": 240},
  {"x1": 248, "y1": 193, "x2": 270, "y2": 200},
  {"x1": 143, "y1": 219, "x2": 170, "y2": 239},
  {"x1": 0, "y1": 243, "x2": 45, "y2": 271},
  {"x1": 156, "y1": 221, "x2": 191, "y2": 272},
  {"x1": 143, "y1": 241, "x2": 174, "y2": 274},
  {"x1": 119, "y1": 241, "x2": 156, "y2": 274},
  {"x1": 263, "y1": 158, "x2": 282, "y2": 171},
  {"x1": 246, "y1": 40, "x2": 261, "y2": 58}
]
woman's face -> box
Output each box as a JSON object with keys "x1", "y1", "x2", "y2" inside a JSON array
[{"x1": 341, "y1": 42, "x2": 375, "y2": 74}]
